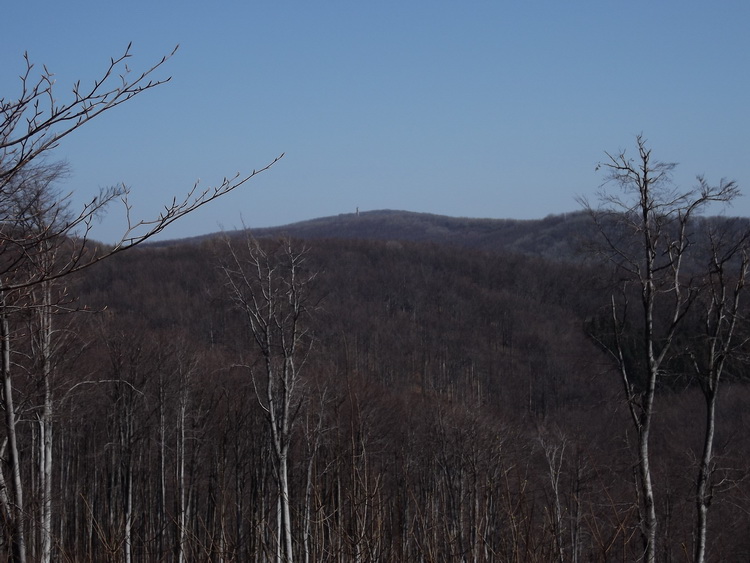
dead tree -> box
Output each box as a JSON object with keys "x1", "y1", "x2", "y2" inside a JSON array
[
  {"x1": 581, "y1": 135, "x2": 739, "y2": 563},
  {"x1": 0, "y1": 45, "x2": 281, "y2": 563},
  {"x1": 689, "y1": 222, "x2": 749, "y2": 563},
  {"x1": 221, "y1": 236, "x2": 317, "y2": 563}
]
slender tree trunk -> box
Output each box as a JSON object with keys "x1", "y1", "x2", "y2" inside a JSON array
[
  {"x1": 614, "y1": 290, "x2": 659, "y2": 563},
  {"x1": 584, "y1": 137, "x2": 740, "y2": 563},
  {"x1": 694, "y1": 388, "x2": 716, "y2": 563},
  {"x1": 541, "y1": 434, "x2": 566, "y2": 563},
  {"x1": 158, "y1": 371, "x2": 167, "y2": 559},
  {"x1": 0, "y1": 438, "x2": 15, "y2": 549},
  {"x1": 276, "y1": 494, "x2": 282, "y2": 563},
  {"x1": 124, "y1": 462, "x2": 132, "y2": 563},
  {"x1": 1, "y1": 296, "x2": 28, "y2": 563},
  {"x1": 302, "y1": 406, "x2": 323, "y2": 563},
  {"x1": 692, "y1": 247, "x2": 746, "y2": 563},
  {"x1": 267, "y1": 360, "x2": 295, "y2": 563},
  {"x1": 223, "y1": 239, "x2": 316, "y2": 563},
  {"x1": 177, "y1": 390, "x2": 187, "y2": 563},
  {"x1": 279, "y1": 451, "x2": 294, "y2": 563},
  {"x1": 638, "y1": 417, "x2": 657, "y2": 563},
  {"x1": 120, "y1": 406, "x2": 133, "y2": 563},
  {"x1": 36, "y1": 280, "x2": 54, "y2": 563},
  {"x1": 640, "y1": 201, "x2": 659, "y2": 563},
  {"x1": 39, "y1": 385, "x2": 53, "y2": 563},
  {"x1": 303, "y1": 450, "x2": 313, "y2": 563},
  {"x1": 640, "y1": 309, "x2": 659, "y2": 563}
]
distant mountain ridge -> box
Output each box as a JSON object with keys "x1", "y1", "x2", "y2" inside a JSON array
[
  {"x1": 163, "y1": 209, "x2": 595, "y2": 260},
  {"x1": 155, "y1": 209, "x2": 750, "y2": 262}
]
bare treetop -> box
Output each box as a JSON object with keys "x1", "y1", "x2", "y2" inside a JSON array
[
  {"x1": 0, "y1": 45, "x2": 283, "y2": 292},
  {"x1": 1, "y1": 44, "x2": 175, "y2": 187}
]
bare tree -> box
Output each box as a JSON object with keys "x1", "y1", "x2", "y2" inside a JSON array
[
  {"x1": 537, "y1": 427, "x2": 568, "y2": 563},
  {"x1": 0, "y1": 45, "x2": 281, "y2": 563},
  {"x1": 0, "y1": 290, "x2": 28, "y2": 563},
  {"x1": 689, "y1": 222, "x2": 749, "y2": 563},
  {"x1": 221, "y1": 236, "x2": 317, "y2": 563},
  {"x1": 0, "y1": 160, "x2": 70, "y2": 563},
  {"x1": 0, "y1": 44, "x2": 282, "y2": 292},
  {"x1": 581, "y1": 135, "x2": 740, "y2": 563}
]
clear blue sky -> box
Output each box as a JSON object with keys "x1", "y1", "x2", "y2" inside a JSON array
[{"x1": 2, "y1": 1, "x2": 748, "y2": 242}]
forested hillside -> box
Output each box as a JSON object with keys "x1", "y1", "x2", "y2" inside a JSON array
[
  {"x1": 170, "y1": 209, "x2": 596, "y2": 261},
  {"x1": 3, "y1": 23, "x2": 747, "y2": 563},
  {"x1": 3, "y1": 225, "x2": 744, "y2": 561}
]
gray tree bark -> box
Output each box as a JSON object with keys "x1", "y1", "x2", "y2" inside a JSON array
[
  {"x1": 692, "y1": 235, "x2": 748, "y2": 563},
  {"x1": 584, "y1": 135, "x2": 740, "y2": 563},
  {"x1": 222, "y1": 237, "x2": 317, "y2": 563},
  {"x1": 1, "y1": 293, "x2": 27, "y2": 563}
]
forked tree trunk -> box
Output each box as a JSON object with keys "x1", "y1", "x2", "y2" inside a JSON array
[
  {"x1": 693, "y1": 250, "x2": 746, "y2": 563},
  {"x1": 222, "y1": 238, "x2": 316, "y2": 563}
]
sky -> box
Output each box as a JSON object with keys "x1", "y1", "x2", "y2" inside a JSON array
[{"x1": 2, "y1": 1, "x2": 748, "y2": 242}]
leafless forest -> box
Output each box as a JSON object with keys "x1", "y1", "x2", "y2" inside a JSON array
[
  {"x1": 3, "y1": 47, "x2": 750, "y2": 563},
  {"x1": 0, "y1": 216, "x2": 744, "y2": 562}
]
